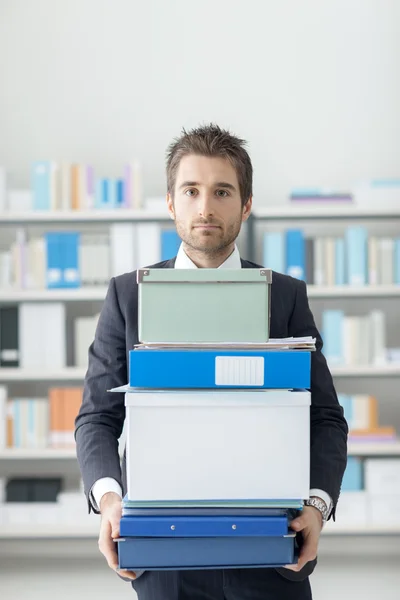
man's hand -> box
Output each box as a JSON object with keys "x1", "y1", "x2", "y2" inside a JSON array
[
  {"x1": 284, "y1": 505, "x2": 323, "y2": 572},
  {"x1": 98, "y1": 491, "x2": 136, "y2": 581}
]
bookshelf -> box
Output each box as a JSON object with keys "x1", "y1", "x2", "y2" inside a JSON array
[
  {"x1": 0, "y1": 368, "x2": 86, "y2": 381},
  {"x1": 0, "y1": 209, "x2": 170, "y2": 223},
  {"x1": 1, "y1": 285, "x2": 399, "y2": 304},
  {"x1": 1, "y1": 203, "x2": 400, "y2": 541},
  {"x1": 1, "y1": 441, "x2": 400, "y2": 461}
]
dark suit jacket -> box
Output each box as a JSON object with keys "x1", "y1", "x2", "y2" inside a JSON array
[{"x1": 75, "y1": 257, "x2": 348, "y2": 577}]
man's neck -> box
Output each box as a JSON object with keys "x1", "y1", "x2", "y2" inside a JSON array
[{"x1": 182, "y1": 243, "x2": 236, "y2": 268}]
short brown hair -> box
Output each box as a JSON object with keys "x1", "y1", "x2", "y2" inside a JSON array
[{"x1": 166, "y1": 123, "x2": 253, "y2": 206}]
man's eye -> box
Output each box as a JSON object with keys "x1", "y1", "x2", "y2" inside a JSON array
[
  {"x1": 216, "y1": 189, "x2": 229, "y2": 197},
  {"x1": 185, "y1": 189, "x2": 197, "y2": 197}
]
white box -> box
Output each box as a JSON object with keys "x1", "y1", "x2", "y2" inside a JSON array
[
  {"x1": 124, "y1": 389, "x2": 310, "y2": 502},
  {"x1": 368, "y1": 495, "x2": 400, "y2": 527},
  {"x1": 365, "y1": 459, "x2": 400, "y2": 495}
]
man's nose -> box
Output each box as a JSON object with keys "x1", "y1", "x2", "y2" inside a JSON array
[{"x1": 198, "y1": 194, "x2": 215, "y2": 218}]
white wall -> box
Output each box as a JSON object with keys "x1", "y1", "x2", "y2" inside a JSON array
[{"x1": 0, "y1": 0, "x2": 399, "y2": 203}]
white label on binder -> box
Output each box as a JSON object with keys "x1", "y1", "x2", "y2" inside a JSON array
[{"x1": 215, "y1": 356, "x2": 264, "y2": 386}]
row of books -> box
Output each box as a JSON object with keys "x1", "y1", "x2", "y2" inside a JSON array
[
  {"x1": 263, "y1": 228, "x2": 400, "y2": 285},
  {"x1": 0, "y1": 225, "x2": 182, "y2": 290},
  {"x1": 290, "y1": 180, "x2": 400, "y2": 209},
  {"x1": 321, "y1": 309, "x2": 399, "y2": 367},
  {"x1": 0, "y1": 386, "x2": 82, "y2": 449},
  {"x1": 337, "y1": 394, "x2": 397, "y2": 442},
  {"x1": 0, "y1": 304, "x2": 98, "y2": 369},
  {"x1": 0, "y1": 162, "x2": 143, "y2": 213}
]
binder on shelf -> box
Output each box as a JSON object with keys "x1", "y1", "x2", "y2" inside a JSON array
[
  {"x1": 161, "y1": 230, "x2": 181, "y2": 261},
  {"x1": 117, "y1": 534, "x2": 297, "y2": 570},
  {"x1": 346, "y1": 227, "x2": 368, "y2": 285},
  {"x1": 119, "y1": 515, "x2": 290, "y2": 538},
  {"x1": 128, "y1": 348, "x2": 311, "y2": 389},
  {"x1": 0, "y1": 306, "x2": 19, "y2": 367},
  {"x1": 285, "y1": 230, "x2": 305, "y2": 280},
  {"x1": 137, "y1": 268, "x2": 272, "y2": 343}
]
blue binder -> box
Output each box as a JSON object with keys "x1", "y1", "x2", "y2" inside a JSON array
[
  {"x1": 120, "y1": 515, "x2": 289, "y2": 537},
  {"x1": 117, "y1": 535, "x2": 297, "y2": 570},
  {"x1": 128, "y1": 349, "x2": 311, "y2": 389}
]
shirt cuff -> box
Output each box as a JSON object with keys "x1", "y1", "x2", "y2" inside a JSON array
[
  {"x1": 309, "y1": 488, "x2": 333, "y2": 516},
  {"x1": 90, "y1": 477, "x2": 123, "y2": 512}
]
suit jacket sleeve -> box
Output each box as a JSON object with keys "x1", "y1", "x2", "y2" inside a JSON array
[
  {"x1": 74, "y1": 277, "x2": 127, "y2": 513},
  {"x1": 288, "y1": 279, "x2": 348, "y2": 517}
]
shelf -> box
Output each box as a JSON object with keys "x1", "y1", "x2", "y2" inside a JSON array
[
  {"x1": 0, "y1": 287, "x2": 107, "y2": 302},
  {"x1": 348, "y1": 442, "x2": 400, "y2": 456},
  {"x1": 0, "y1": 209, "x2": 170, "y2": 223},
  {"x1": 251, "y1": 205, "x2": 400, "y2": 220},
  {"x1": 0, "y1": 524, "x2": 398, "y2": 539},
  {"x1": 322, "y1": 525, "x2": 400, "y2": 536},
  {"x1": 330, "y1": 365, "x2": 400, "y2": 377},
  {"x1": 0, "y1": 368, "x2": 86, "y2": 381},
  {"x1": 307, "y1": 285, "x2": 400, "y2": 298},
  {"x1": 1, "y1": 285, "x2": 399, "y2": 302},
  {"x1": 0, "y1": 526, "x2": 98, "y2": 539},
  {"x1": 0, "y1": 448, "x2": 77, "y2": 460}
]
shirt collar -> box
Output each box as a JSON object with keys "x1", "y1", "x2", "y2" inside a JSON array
[{"x1": 174, "y1": 243, "x2": 242, "y2": 269}]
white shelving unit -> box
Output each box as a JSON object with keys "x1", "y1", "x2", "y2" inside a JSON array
[
  {"x1": 0, "y1": 287, "x2": 108, "y2": 302},
  {"x1": 0, "y1": 209, "x2": 170, "y2": 223},
  {"x1": 0, "y1": 368, "x2": 86, "y2": 381},
  {"x1": 1, "y1": 365, "x2": 399, "y2": 382},
  {"x1": 251, "y1": 205, "x2": 400, "y2": 220},
  {"x1": 1, "y1": 285, "x2": 399, "y2": 303}
]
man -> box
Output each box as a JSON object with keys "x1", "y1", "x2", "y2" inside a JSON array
[{"x1": 75, "y1": 123, "x2": 348, "y2": 600}]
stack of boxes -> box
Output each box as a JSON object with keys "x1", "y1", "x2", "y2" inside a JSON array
[{"x1": 111, "y1": 268, "x2": 315, "y2": 571}]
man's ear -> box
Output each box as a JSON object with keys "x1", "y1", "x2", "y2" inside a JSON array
[
  {"x1": 166, "y1": 193, "x2": 175, "y2": 220},
  {"x1": 242, "y1": 196, "x2": 252, "y2": 222}
]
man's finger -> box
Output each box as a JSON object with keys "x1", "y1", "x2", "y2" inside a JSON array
[
  {"x1": 290, "y1": 515, "x2": 307, "y2": 532},
  {"x1": 285, "y1": 532, "x2": 318, "y2": 572},
  {"x1": 116, "y1": 569, "x2": 137, "y2": 581},
  {"x1": 98, "y1": 520, "x2": 119, "y2": 570}
]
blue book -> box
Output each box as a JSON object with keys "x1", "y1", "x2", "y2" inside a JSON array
[
  {"x1": 395, "y1": 239, "x2": 400, "y2": 285},
  {"x1": 45, "y1": 232, "x2": 63, "y2": 288},
  {"x1": 108, "y1": 179, "x2": 118, "y2": 208},
  {"x1": 335, "y1": 238, "x2": 346, "y2": 285},
  {"x1": 342, "y1": 457, "x2": 363, "y2": 491},
  {"x1": 100, "y1": 178, "x2": 109, "y2": 207},
  {"x1": 61, "y1": 232, "x2": 80, "y2": 288},
  {"x1": 94, "y1": 180, "x2": 103, "y2": 209},
  {"x1": 32, "y1": 161, "x2": 52, "y2": 210},
  {"x1": 285, "y1": 230, "x2": 305, "y2": 280},
  {"x1": 116, "y1": 179, "x2": 124, "y2": 207},
  {"x1": 345, "y1": 227, "x2": 368, "y2": 285},
  {"x1": 120, "y1": 515, "x2": 289, "y2": 538},
  {"x1": 117, "y1": 535, "x2": 297, "y2": 570},
  {"x1": 322, "y1": 310, "x2": 344, "y2": 365},
  {"x1": 338, "y1": 394, "x2": 353, "y2": 429},
  {"x1": 263, "y1": 232, "x2": 284, "y2": 273},
  {"x1": 161, "y1": 230, "x2": 181, "y2": 260},
  {"x1": 128, "y1": 349, "x2": 311, "y2": 389}
]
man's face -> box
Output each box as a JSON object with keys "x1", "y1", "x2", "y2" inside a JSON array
[{"x1": 167, "y1": 154, "x2": 252, "y2": 256}]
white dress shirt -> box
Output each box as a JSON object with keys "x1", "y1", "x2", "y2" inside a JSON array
[{"x1": 91, "y1": 243, "x2": 332, "y2": 515}]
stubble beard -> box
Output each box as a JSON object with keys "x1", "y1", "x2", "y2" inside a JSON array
[{"x1": 175, "y1": 218, "x2": 242, "y2": 258}]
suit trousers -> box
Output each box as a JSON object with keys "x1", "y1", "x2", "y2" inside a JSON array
[{"x1": 131, "y1": 569, "x2": 313, "y2": 600}]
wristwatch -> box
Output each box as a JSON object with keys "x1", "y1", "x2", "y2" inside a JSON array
[{"x1": 304, "y1": 496, "x2": 329, "y2": 523}]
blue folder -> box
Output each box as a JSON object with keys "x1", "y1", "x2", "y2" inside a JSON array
[
  {"x1": 117, "y1": 535, "x2": 297, "y2": 570},
  {"x1": 129, "y1": 349, "x2": 311, "y2": 389},
  {"x1": 120, "y1": 515, "x2": 289, "y2": 537}
]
